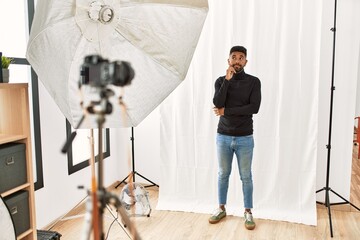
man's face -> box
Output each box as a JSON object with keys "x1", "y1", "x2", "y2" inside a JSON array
[{"x1": 228, "y1": 51, "x2": 247, "y2": 72}]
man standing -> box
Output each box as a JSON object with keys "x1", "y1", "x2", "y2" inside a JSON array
[{"x1": 209, "y1": 46, "x2": 261, "y2": 230}]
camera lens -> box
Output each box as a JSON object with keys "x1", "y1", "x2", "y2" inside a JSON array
[{"x1": 112, "y1": 61, "x2": 135, "y2": 87}]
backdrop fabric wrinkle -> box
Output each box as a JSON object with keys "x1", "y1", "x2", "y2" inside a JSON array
[{"x1": 157, "y1": 0, "x2": 360, "y2": 226}]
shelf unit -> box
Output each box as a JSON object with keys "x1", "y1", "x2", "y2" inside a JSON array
[{"x1": 0, "y1": 83, "x2": 37, "y2": 240}]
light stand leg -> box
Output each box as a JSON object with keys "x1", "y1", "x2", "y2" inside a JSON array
[
  {"x1": 317, "y1": 187, "x2": 334, "y2": 237},
  {"x1": 330, "y1": 189, "x2": 360, "y2": 211},
  {"x1": 326, "y1": 189, "x2": 334, "y2": 238}
]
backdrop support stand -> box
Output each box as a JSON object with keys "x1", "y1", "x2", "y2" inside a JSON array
[
  {"x1": 316, "y1": 0, "x2": 360, "y2": 237},
  {"x1": 116, "y1": 127, "x2": 159, "y2": 189}
]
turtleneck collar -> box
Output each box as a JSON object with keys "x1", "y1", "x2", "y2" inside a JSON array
[{"x1": 233, "y1": 69, "x2": 246, "y2": 80}]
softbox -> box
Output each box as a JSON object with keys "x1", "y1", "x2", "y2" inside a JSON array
[{"x1": 26, "y1": 0, "x2": 208, "y2": 128}]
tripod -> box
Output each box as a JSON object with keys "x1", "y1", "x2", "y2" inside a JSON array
[
  {"x1": 116, "y1": 127, "x2": 159, "y2": 189},
  {"x1": 315, "y1": 0, "x2": 360, "y2": 237},
  {"x1": 62, "y1": 87, "x2": 141, "y2": 240}
]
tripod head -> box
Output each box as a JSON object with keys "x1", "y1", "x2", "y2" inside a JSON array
[
  {"x1": 60, "y1": 87, "x2": 114, "y2": 153},
  {"x1": 86, "y1": 87, "x2": 114, "y2": 116}
]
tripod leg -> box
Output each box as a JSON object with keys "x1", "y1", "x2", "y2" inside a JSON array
[
  {"x1": 134, "y1": 171, "x2": 159, "y2": 187},
  {"x1": 325, "y1": 189, "x2": 334, "y2": 237},
  {"x1": 106, "y1": 191, "x2": 141, "y2": 240},
  {"x1": 115, "y1": 172, "x2": 133, "y2": 188},
  {"x1": 330, "y1": 189, "x2": 360, "y2": 211},
  {"x1": 105, "y1": 205, "x2": 131, "y2": 237}
]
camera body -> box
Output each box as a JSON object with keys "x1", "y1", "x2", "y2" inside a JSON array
[{"x1": 80, "y1": 55, "x2": 134, "y2": 87}]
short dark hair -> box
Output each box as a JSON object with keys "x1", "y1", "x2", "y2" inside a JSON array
[{"x1": 229, "y1": 46, "x2": 247, "y2": 56}]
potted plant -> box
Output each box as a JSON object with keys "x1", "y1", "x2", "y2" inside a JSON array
[{"x1": 1, "y1": 56, "x2": 14, "y2": 83}]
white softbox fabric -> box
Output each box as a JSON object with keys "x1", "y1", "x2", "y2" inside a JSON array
[{"x1": 26, "y1": 0, "x2": 208, "y2": 128}]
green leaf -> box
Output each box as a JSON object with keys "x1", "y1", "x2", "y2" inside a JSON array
[{"x1": 1, "y1": 56, "x2": 14, "y2": 69}]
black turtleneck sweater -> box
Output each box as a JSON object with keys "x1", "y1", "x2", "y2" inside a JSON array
[{"x1": 213, "y1": 70, "x2": 261, "y2": 136}]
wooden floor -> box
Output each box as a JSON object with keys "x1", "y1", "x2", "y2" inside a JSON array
[
  {"x1": 47, "y1": 144, "x2": 360, "y2": 240},
  {"x1": 350, "y1": 139, "x2": 360, "y2": 209},
  {"x1": 48, "y1": 188, "x2": 360, "y2": 240}
]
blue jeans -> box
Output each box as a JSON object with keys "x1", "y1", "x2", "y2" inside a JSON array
[{"x1": 216, "y1": 133, "x2": 254, "y2": 209}]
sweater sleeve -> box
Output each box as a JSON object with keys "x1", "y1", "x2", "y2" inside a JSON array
[
  {"x1": 225, "y1": 78, "x2": 261, "y2": 115},
  {"x1": 213, "y1": 77, "x2": 229, "y2": 108}
]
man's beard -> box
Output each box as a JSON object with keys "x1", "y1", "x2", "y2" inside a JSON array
[{"x1": 233, "y1": 64, "x2": 244, "y2": 73}]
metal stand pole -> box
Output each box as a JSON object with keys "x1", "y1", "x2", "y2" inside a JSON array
[{"x1": 316, "y1": 0, "x2": 360, "y2": 237}]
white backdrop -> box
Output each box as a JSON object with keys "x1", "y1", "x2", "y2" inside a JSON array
[{"x1": 156, "y1": 0, "x2": 360, "y2": 226}]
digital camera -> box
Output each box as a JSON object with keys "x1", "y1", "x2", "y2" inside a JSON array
[{"x1": 80, "y1": 55, "x2": 134, "y2": 87}]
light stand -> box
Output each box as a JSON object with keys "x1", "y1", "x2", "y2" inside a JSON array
[
  {"x1": 316, "y1": 0, "x2": 360, "y2": 237},
  {"x1": 115, "y1": 127, "x2": 159, "y2": 188}
]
